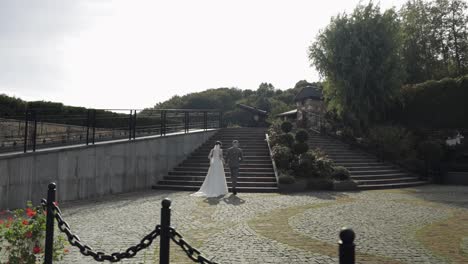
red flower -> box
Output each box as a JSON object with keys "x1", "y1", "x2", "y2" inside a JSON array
[
  {"x1": 25, "y1": 231, "x2": 33, "y2": 238},
  {"x1": 0, "y1": 220, "x2": 4, "y2": 225},
  {"x1": 53, "y1": 201, "x2": 59, "y2": 206},
  {"x1": 33, "y1": 246, "x2": 41, "y2": 254},
  {"x1": 22, "y1": 219, "x2": 29, "y2": 225},
  {"x1": 7, "y1": 216, "x2": 13, "y2": 222},
  {"x1": 26, "y1": 208, "x2": 36, "y2": 218},
  {"x1": 5, "y1": 223, "x2": 10, "y2": 228}
]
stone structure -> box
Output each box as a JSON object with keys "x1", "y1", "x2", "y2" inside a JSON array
[
  {"x1": 0, "y1": 130, "x2": 216, "y2": 209},
  {"x1": 294, "y1": 85, "x2": 325, "y2": 130}
]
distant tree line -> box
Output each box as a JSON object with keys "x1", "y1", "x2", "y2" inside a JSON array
[{"x1": 149, "y1": 81, "x2": 317, "y2": 126}]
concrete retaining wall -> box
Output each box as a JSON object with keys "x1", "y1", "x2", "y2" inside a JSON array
[{"x1": 0, "y1": 130, "x2": 217, "y2": 209}]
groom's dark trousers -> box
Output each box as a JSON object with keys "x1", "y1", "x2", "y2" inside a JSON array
[{"x1": 229, "y1": 166, "x2": 239, "y2": 190}]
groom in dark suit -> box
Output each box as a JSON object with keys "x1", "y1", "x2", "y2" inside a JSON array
[{"x1": 226, "y1": 140, "x2": 243, "y2": 195}]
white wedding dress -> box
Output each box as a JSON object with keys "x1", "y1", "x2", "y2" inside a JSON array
[{"x1": 191, "y1": 145, "x2": 228, "y2": 197}]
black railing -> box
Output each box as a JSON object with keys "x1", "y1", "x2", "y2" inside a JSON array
[
  {"x1": 0, "y1": 109, "x2": 222, "y2": 154},
  {"x1": 41, "y1": 183, "x2": 356, "y2": 264}
]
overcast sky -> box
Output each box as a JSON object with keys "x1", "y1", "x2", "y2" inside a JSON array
[{"x1": 0, "y1": 0, "x2": 407, "y2": 109}]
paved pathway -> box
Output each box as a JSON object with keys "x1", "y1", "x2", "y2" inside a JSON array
[{"x1": 56, "y1": 185, "x2": 468, "y2": 264}]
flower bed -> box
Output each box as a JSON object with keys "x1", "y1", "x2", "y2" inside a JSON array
[{"x1": 0, "y1": 202, "x2": 67, "y2": 263}]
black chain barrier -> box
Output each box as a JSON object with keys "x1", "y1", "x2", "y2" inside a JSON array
[
  {"x1": 41, "y1": 183, "x2": 355, "y2": 264},
  {"x1": 41, "y1": 199, "x2": 161, "y2": 262},
  {"x1": 169, "y1": 228, "x2": 218, "y2": 264}
]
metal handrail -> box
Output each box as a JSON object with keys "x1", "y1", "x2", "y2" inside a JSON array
[{"x1": 265, "y1": 133, "x2": 280, "y2": 184}]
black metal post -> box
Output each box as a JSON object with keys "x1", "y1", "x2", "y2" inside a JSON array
[
  {"x1": 44, "y1": 182, "x2": 56, "y2": 264},
  {"x1": 339, "y1": 227, "x2": 355, "y2": 264},
  {"x1": 128, "y1": 110, "x2": 133, "y2": 140},
  {"x1": 86, "y1": 110, "x2": 90, "y2": 145},
  {"x1": 23, "y1": 110, "x2": 29, "y2": 153},
  {"x1": 160, "y1": 198, "x2": 171, "y2": 264},
  {"x1": 184, "y1": 111, "x2": 188, "y2": 133},
  {"x1": 218, "y1": 111, "x2": 223, "y2": 128},
  {"x1": 32, "y1": 110, "x2": 37, "y2": 152},
  {"x1": 92, "y1": 110, "x2": 96, "y2": 144},
  {"x1": 204, "y1": 111, "x2": 207, "y2": 131},
  {"x1": 133, "y1": 110, "x2": 137, "y2": 139}
]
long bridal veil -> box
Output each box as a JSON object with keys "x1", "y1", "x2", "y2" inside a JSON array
[{"x1": 191, "y1": 144, "x2": 228, "y2": 197}]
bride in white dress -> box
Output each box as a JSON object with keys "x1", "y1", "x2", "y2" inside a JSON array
[{"x1": 191, "y1": 141, "x2": 228, "y2": 197}]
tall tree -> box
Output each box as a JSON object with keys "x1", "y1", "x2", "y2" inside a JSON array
[{"x1": 309, "y1": 2, "x2": 404, "y2": 129}]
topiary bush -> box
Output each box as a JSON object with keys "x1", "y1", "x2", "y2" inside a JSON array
[
  {"x1": 292, "y1": 142, "x2": 309, "y2": 155},
  {"x1": 331, "y1": 166, "x2": 351, "y2": 181},
  {"x1": 278, "y1": 173, "x2": 295, "y2": 184},
  {"x1": 277, "y1": 133, "x2": 295, "y2": 147},
  {"x1": 295, "y1": 129, "x2": 309, "y2": 143},
  {"x1": 272, "y1": 145, "x2": 293, "y2": 170},
  {"x1": 418, "y1": 140, "x2": 445, "y2": 166},
  {"x1": 315, "y1": 157, "x2": 334, "y2": 178},
  {"x1": 294, "y1": 150, "x2": 316, "y2": 177},
  {"x1": 281, "y1": 121, "x2": 293, "y2": 133}
]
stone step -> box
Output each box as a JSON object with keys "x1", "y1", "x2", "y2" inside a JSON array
[
  {"x1": 168, "y1": 171, "x2": 275, "y2": 177},
  {"x1": 351, "y1": 172, "x2": 408, "y2": 179},
  {"x1": 158, "y1": 180, "x2": 277, "y2": 188},
  {"x1": 163, "y1": 175, "x2": 277, "y2": 182},
  {"x1": 335, "y1": 162, "x2": 385, "y2": 167},
  {"x1": 350, "y1": 169, "x2": 403, "y2": 176},
  {"x1": 357, "y1": 181, "x2": 427, "y2": 190},
  {"x1": 355, "y1": 177, "x2": 422, "y2": 185},
  {"x1": 174, "y1": 167, "x2": 274, "y2": 172},
  {"x1": 181, "y1": 161, "x2": 272, "y2": 166},
  {"x1": 333, "y1": 157, "x2": 378, "y2": 162},
  {"x1": 152, "y1": 185, "x2": 279, "y2": 193},
  {"x1": 347, "y1": 166, "x2": 395, "y2": 171},
  {"x1": 352, "y1": 174, "x2": 413, "y2": 181},
  {"x1": 188, "y1": 155, "x2": 271, "y2": 160}
]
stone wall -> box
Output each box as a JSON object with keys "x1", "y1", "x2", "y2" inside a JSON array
[
  {"x1": 296, "y1": 99, "x2": 326, "y2": 129},
  {"x1": 0, "y1": 130, "x2": 217, "y2": 209}
]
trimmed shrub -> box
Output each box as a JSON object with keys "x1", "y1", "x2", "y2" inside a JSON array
[
  {"x1": 368, "y1": 125, "x2": 416, "y2": 161},
  {"x1": 272, "y1": 145, "x2": 293, "y2": 170},
  {"x1": 281, "y1": 121, "x2": 293, "y2": 133},
  {"x1": 315, "y1": 157, "x2": 334, "y2": 178},
  {"x1": 277, "y1": 133, "x2": 295, "y2": 147},
  {"x1": 294, "y1": 150, "x2": 316, "y2": 178},
  {"x1": 295, "y1": 129, "x2": 309, "y2": 143},
  {"x1": 292, "y1": 142, "x2": 309, "y2": 155},
  {"x1": 418, "y1": 140, "x2": 445, "y2": 165},
  {"x1": 278, "y1": 174, "x2": 295, "y2": 184},
  {"x1": 399, "y1": 75, "x2": 468, "y2": 128},
  {"x1": 331, "y1": 166, "x2": 351, "y2": 181}
]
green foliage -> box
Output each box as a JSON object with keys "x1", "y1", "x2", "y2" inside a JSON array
[
  {"x1": 295, "y1": 129, "x2": 309, "y2": 143},
  {"x1": 277, "y1": 133, "x2": 295, "y2": 148},
  {"x1": 292, "y1": 142, "x2": 309, "y2": 155},
  {"x1": 278, "y1": 173, "x2": 295, "y2": 184},
  {"x1": 280, "y1": 121, "x2": 293, "y2": 133},
  {"x1": 367, "y1": 125, "x2": 416, "y2": 160},
  {"x1": 398, "y1": 75, "x2": 468, "y2": 128},
  {"x1": 418, "y1": 140, "x2": 445, "y2": 164},
  {"x1": 400, "y1": 0, "x2": 468, "y2": 83},
  {"x1": 294, "y1": 149, "x2": 334, "y2": 178},
  {"x1": 309, "y1": 2, "x2": 404, "y2": 127},
  {"x1": 0, "y1": 202, "x2": 67, "y2": 263},
  {"x1": 272, "y1": 145, "x2": 293, "y2": 170},
  {"x1": 331, "y1": 166, "x2": 351, "y2": 181}
]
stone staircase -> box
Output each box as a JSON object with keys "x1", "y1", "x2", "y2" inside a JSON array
[
  {"x1": 308, "y1": 131, "x2": 427, "y2": 190},
  {"x1": 153, "y1": 127, "x2": 278, "y2": 193}
]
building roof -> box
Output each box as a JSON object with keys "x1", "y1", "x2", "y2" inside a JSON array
[
  {"x1": 276, "y1": 109, "x2": 297, "y2": 117},
  {"x1": 294, "y1": 84, "x2": 323, "y2": 101},
  {"x1": 236, "y1": 103, "x2": 268, "y2": 116}
]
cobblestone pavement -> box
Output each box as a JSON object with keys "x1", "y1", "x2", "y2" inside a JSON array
[{"x1": 56, "y1": 185, "x2": 468, "y2": 264}]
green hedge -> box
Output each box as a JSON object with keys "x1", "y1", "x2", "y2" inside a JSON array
[{"x1": 400, "y1": 75, "x2": 468, "y2": 128}]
